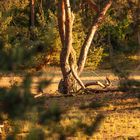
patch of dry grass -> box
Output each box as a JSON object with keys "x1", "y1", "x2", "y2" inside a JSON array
[
  {"x1": 1, "y1": 91, "x2": 140, "y2": 139},
  {"x1": 0, "y1": 69, "x2": 140, "y2": 139},
  {"x1": 42, "y1": 91, "x2": 140, "y2": 139}
]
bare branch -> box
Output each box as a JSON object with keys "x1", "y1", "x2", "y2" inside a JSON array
[
  {"x1": 34, "y1": 93, "x2": 43, "y2": 98},
  {"x1": 85, "y1": 77, "x2": 111, "y2": 88},
  {"x1": 70, "y1": 63, "x2": 85, "y2": 89},
  {"x1": 105, "y1": 76, "x2": 111, "y2": 86},
  {"x1": 64, "y1": 0, "x2": 74, "y2": 64},
  {"x1": 85, "y1": 81, "x2": 105, "y2": 88},
  {"x1": 58, "y1": 0, "x2": 75, "y2": 77},
  {"x1": 58, "y1": 0, "x2": 65, "y2": 47},
  {"x1": 78, "y1": 0, "x2": 112, "y2": 75}
]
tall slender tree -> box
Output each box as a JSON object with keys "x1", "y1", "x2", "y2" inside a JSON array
[
  {"x1": 58, "y1": 0, "x2": 112, "y2": 94},
  {"x1": 30, "y1": 0, "x2": 35, "y2": 27},
  {"x1": 38, "y1": 0, "x2": 43, "y2": 14}
]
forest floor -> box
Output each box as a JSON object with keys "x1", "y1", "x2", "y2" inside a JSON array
[
  {"x1": 45, "y1": 90, "x2": 140, "y2": 139},
  {"x1": 0, "y1": 67, "x2": 139, "y2": 94},
  {"x1": 0, "y1": 68, "x2": 140, "y2": 139}
]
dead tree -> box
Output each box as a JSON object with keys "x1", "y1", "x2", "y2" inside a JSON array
[{"x1": 58, "y1": 0, "x2": 112, "y2": 94}]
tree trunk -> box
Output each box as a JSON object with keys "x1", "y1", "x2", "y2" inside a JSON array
[
  {"x1": 58, "y1": 48, "x2": 80, "y2": 94},
  {"x1": 77, "y1": 0, "x2": 112, "y2": 75},
  {"x1": 58, "y1": 0, "x2": 112, "y2": 94},
  {"x1": 58, "y1": 0, "x2": 79, "y2": 94},
  {"x1": 30, "y1": 0, "x2": 35, "y2": 27},
  {"x1": 38, "y1": 0, "x2": 43, "y2": 14}
]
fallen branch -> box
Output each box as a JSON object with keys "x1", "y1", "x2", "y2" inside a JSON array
[
  {"x1": 85, "y1": 77, "x2": 111, "y2": 88},
  {"x1": 34, "y1": 88, "x2": 120, "y2": 99},
  {"x1": 85, "y1": 81, "x2": 106, "y2": 88},
  {"x1": 34, "y1": 93, "x2": 44, "y2": 98}
]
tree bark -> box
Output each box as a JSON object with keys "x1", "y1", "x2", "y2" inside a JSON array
[
  {"x1": 58, "y1": 0, "x2": 112, "y2": 94},
  {"x1": 58, "y1": 0, "x2": 66, "y2": 47},
  {"x1": 38, "y1": 0, "x2": 43, "y2": 14},
  {"x1": 77, "y1": 0, "x2": 112, "y2": 75},
  {"x1": 30, "y1": 0, "x2": 35, "y2": 27},
  {"x1": 58, "y1": 0, "x2": 79, "y2": 94}
]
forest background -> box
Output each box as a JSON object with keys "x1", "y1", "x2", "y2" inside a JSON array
[{"x1": 0, "y1": 0, "x2": 140, "y2": 139}]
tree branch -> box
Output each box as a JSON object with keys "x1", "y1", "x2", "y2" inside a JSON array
[
  {"x1": 59, "y1": 0, "x2": 74, "y2": 74},
  {"x1": 84, "y1": 76, "x2": 111, "y2": 88},
  {"x1": 77, "y1": 0, "x2": 112, "y2": 75},
  {"x1": 71, "y1": 64, "x2": 85, "y2": 89},
  {"x1": 85, "y1": 79, "x2": 111, "y2": 89},
  {"x1": 64, "y1": 0, "x2": 74, "y2": 64},
  {"x1": 69, "y1": 49, "x2": 85, "y2": 89},
  {"x1": 58, "y1": 0, "x2": 65, "y2": 47}
]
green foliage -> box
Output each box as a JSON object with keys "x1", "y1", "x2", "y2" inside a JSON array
[
  {"x1": 0, "y1": 77, "x2": 34, "y2": 118},
  {"x1": 26, "y1": 128, "x2": 45, "y2": 140},
  {"x1": 86, "y1": 47, "x2": 104, "y2": 69},
  {"x1": 0, "y1": 0, "x2": 139, "y2": 70},
  {"x1": 0, "y1": 0, "x2": 61, "y2": 70},
  {"x1": 38, "y1": 103, "x2": 62, "y2": 125},
  {"x1": 72, "y1": 10, "x2": 105, "y2": 69},
  {"x1": 0, "y1": 0, "x2": 140, "y2": 139},
  {"x1": 73, "y1": 11, "x2": 86, "y2": 55}
]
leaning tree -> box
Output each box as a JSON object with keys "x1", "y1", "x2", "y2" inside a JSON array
[{"x1": 58, "y1": 0, "x2": 112, "y2": 94}]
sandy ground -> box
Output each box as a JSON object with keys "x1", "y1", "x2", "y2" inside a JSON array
[
  {"x1": 0, "y1": 68, "x2": 140, "y2": 94},
  {"x1": 0, "y1": 68, "x2": 140, "y2": 139}
]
